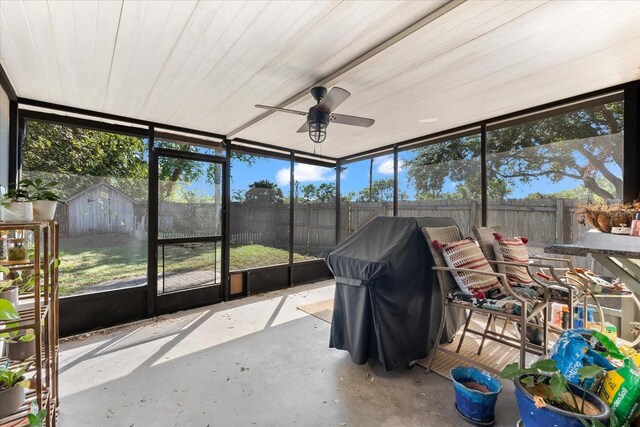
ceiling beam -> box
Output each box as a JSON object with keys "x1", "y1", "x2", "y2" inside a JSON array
[{"x1": 225, "y1": 0, "x2": 467, "y2": 138}]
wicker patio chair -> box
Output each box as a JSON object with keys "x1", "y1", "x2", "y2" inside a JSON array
[{"x1": 422, "y1": 225, "x2": 549, "y2": 373}]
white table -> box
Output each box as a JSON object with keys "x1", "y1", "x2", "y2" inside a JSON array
[{"x1": 545, "y1": 230, "x2": 640, "y2": 345}]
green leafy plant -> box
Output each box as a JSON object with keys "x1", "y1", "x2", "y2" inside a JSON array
[
  {"x1": 500, "y1": 360, "x2": 617, "y2": 427},
  {"x1": 4, "y1": 328, "x2": 35, "y2": 344},
  {"x1": 1, "y1": 182, "x2": 30, "y2": 203},
  {"x1": 0, "y1": 279, "x2": 12, "y2": 292},
  {"x1": 0, "y1": 297, "x2": 19, "y2": 321},
  {"x1": 20, "y1": 178, "x2": 60, "y2": 202},
  {"x1": 27, "y1": 401, "x2": 47, "y2": 427},
  {"x1": 0, "y1": 266, "x2": 37, "y2": 294},
  {"x1": 0, "y1": 361, "x2": 32, "y2": 390},
  {"x1": 0, "y1": 265, "x2": 14, "y2": 292}
]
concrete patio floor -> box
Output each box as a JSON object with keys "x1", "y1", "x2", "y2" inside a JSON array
[{"x1": 58, "y1": 280, "x2": 521, "y2": 426}]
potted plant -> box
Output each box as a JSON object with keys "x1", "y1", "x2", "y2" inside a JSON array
[
  {"x1": 0, "y1": 266, "x2": 18, "y2": 306},
  {"x1": 4, "y1": 329, "x2": 36, "y2": 361},
  {"x1": 21, "y1": 178, "x2": 61, "y2": 221},
  {"x1": 0, "y1": 297, "x2": 20, "y2": 358},
  {"x1": 0, "y1": 182, "x2": 33, "y2": 223},
  {"x1": 0, "y1": 362, "x2": 32, "y2": 418},
  {"x1": 27, "y1": 402, "x2": 47, "y2": 427},
  {"x1": 576, "y1": 200, "x2": 640, "y2": 233},
  {"x1": 500, "y1": 359, "x2": 612, "y2": 427}
]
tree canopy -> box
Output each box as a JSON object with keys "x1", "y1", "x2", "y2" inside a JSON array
[
  {"x1": 402, "y1": 101, "x2": 624, "y2": 201},
  {"x1": 356, "y1": 178, "x2": 408, "y2": 202},
  {"x1": 296, "y1": 182, "x2": 336, "y2": 203},
  {"x1": 241, "y1": 180, "x2": 285, "y2": 203},
  {"x1": 22, "y1": 120, "x2": 254, "y2": 202}
]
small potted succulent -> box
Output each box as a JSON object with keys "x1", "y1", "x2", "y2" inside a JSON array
[
  {"x1": 0, "y1": 183, "x2": 33, "y2": 223},
  {"x1": 0, "y1": 362, "x2": 32, "y2": 418},
  {"x1": 21, "y1": 178, "x2": 61, "y2": 221},
  {"x1": 500, "y1": 359, "x2": 612, "y2": 427}
]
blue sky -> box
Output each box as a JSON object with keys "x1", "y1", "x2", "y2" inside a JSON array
[
  {"x1": 228, "y1": 154, "x2": 583, "y2": 199},
  {"x1": 183, "y1": 152, "x2": 621, "y2": 200}
]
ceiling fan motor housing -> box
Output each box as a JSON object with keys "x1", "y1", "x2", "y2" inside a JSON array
[
  {"x1": 307, "y1": 108, "x2": 330, "y2": 126},
  {"x1": 310, "y1": 86, "x2": 328, "y2": 102}
]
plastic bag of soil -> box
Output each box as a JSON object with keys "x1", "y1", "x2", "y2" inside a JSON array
[
  {"x1": 598, "y1": 358, "x2": 640, "y2": 426},
  {"x1": 549, "y1": 329, "x2": 616, "y2": 390}
]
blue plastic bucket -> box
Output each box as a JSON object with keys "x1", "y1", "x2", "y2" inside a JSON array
[{"x1": 450, "y1": 366, "x2": 502, "y2": 423}]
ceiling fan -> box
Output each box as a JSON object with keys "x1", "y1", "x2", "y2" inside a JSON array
[{"x1": 255, "y1": 86, "x2": 375, "y2": 144}]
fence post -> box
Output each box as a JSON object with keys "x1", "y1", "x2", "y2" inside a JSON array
[
  {"x1": 306, "y1": 204, "x2": 311, "y2": 249},
  {"x1": 469, "y1": 200, "x2": 477, "y2": 231},
  {"x1": 556, "y1": 198, "x2": 565, "y2": 243}
]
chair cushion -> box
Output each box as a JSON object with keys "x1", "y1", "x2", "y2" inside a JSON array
[
  {"x1": 436, "y1": 238, "x2": 501, "y2": 295},
  {"x1": 491, "y1": 233, "x2": 534, "y2": 285},
  {"x1": 447, "y1": 289, "x2": 532, "y2": 316},
  {"x1": 471, "y1": 226, "x2": 502, "y2": 264}
]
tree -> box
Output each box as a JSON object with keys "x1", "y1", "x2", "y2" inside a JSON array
[
  {"x1": 403, "y1": 101, "x2": 624, "y2": 201},
  {"x1": 22, "y1": 121, "x2": 148, "y2": 199},
  {"x1": 22, "y1": 120, "x2": 255, "y2": 201},
  {"x1": 244, "y1": 180, "x2": 285, "y2": 203},
  {"x1": 297, "y1": 183, "x2": 336, "y2": 203},
  {"x1": 357, "y1": 178, "x2": 408, "y2": 202}
]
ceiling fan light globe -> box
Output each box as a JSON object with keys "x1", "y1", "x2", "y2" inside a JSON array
[{"x1": 309, "y1": 122, "x2": 327, "y2": 143}]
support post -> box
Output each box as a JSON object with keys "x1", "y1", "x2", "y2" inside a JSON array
[
  {"x1": 147, "y1": 126, "x2": 158, "y2": 316},
  {"x1": 481, "y1": 124, "x2": 487, "y2": 226},
  {"x1": 222, "y1": 140, "x2": 232, "y2": 301},
  {"x1": 8, "y1": 101, "x2": 19, "y2": 187},
  {"x1": 289, "y1": 152, "x2": 295, "y2": 286},
  {"x1": 393, "y1": 145, "x2": 399, "y2": 216},
  {"x1": 335, "y1": 160, "x2": 342, "y2": 245},
  {"x1": 623, "y1": 81, "x2": 639, "y2": 202}
]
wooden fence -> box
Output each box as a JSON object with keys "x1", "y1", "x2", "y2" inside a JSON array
[{"x1": 57, "y1": 197, "x2": 593, "y2": 264}]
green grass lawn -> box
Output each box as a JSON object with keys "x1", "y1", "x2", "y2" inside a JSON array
[{"x1": 59, "y1": 234, "x2": 315, "y2": 295}]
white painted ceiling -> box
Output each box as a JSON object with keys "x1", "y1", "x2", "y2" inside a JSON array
[{"x1": 1, "y1": 0, "x2": 639, "y2": 159}]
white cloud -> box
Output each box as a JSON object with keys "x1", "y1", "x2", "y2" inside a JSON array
[
  {"x1": 375, "y1": 156, "x2": 404, "y2": 175},
  {"x1": 276, "y1": 164, "x2": 336, "y2": 186}
]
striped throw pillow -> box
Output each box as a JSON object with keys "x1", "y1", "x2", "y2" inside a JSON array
[
  {"x1": 491, "y1": 232, "x2": 533, "y2": 285},
  {"x1": 435, "y1": 238, "x2": 501, "y2": 295}
]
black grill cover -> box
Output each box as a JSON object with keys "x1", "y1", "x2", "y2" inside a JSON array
[{"x1": 326, "y1": 216, "x2": 464, "y2": 370}]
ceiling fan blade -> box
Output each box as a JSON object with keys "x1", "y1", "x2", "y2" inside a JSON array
[
  {"x1": 255, "y1": 104, "x2": 307, "y2": 116},
  {"x1": 330, "y1": 113, "x2": 375, "y2": 128},
  {"x1": 317, "y1": 87, "x2": 350, "y2": 113},
  {"x1": 296, "y1": 122, "x2": 309, "y2": 133}
]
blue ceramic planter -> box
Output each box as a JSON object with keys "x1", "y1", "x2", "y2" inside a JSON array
[
  {"x1": 514, "y1": 374, "x2": 610, "y2": 427},
  {"x1": 450, "y1": 366, "x2": 502, "y2": 424}
]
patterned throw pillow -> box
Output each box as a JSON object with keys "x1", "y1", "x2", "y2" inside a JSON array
[
  {"x1": 491, "y1": 232, "x2": 533, "y2": 285},
  {"x1": 434, "y1": 238, "x2": 501, "y2": 295}
]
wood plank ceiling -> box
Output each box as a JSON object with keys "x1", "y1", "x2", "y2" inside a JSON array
[{"x1": 1, "y1": 0, "x2": 639, "y2": 159}]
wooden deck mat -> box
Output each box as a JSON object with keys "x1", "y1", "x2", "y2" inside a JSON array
[
  {"x1": 297, "y1": 299, "x2": 553, "y2": 377},
  {"x1": 415, "y1": 315, "x2": 521, "y2": 377},
  {"x1": 297, "y1": 299, "x2": 334, "y2": 323}
]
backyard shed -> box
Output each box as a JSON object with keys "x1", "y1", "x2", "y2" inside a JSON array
[{"x1": 66, "y1": 183, "x2": 136, "y2": 236}]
